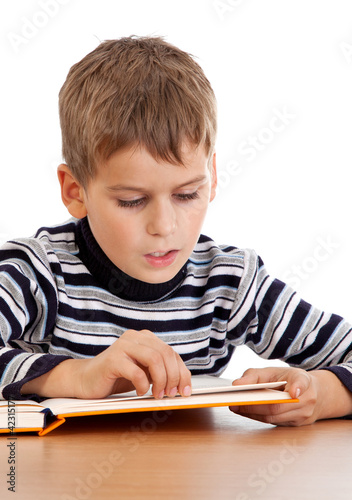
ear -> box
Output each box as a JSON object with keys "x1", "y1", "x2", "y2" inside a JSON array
[
  {"x1": 57, "y1": 164, "x2": 88, "y2": 219},
  {"x1": 209, "y1": 152, "x2": 217, "y2": 202}
]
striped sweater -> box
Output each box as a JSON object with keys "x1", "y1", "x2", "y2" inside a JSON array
[{"x1": 0, "y1": 217, "x2": 352, "y2": 402}]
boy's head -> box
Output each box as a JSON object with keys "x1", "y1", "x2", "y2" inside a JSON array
[
  {"x1": 58, "y1": 36, "x2": 218, "y2": 284},
  {"x1": 59, "y1": 36, "x2": 217, "y2": 187}
]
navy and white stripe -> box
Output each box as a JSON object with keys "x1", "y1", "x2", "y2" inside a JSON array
[{"x1": 0, "y1": 217, "x2": 351, "y2": 401}]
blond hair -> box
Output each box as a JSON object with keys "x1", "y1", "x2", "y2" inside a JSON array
[{"x1": 59, "y1": 36, "x2": 217, "y2": 186}]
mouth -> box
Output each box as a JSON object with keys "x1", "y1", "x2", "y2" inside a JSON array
[
  {"x1": 144, "y1": 249, "x2": 179, "y2": 268},
  {"x1": 148, "y1": 251, "x2": 171, "y2": 257}
]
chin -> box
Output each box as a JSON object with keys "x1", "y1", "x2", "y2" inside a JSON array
[
  {"x1": 141, "y1": 269, "x2": 179, "y2": 285},
  {"x1": 143, "y1": 274, "x2": 175, "y2": 285}
]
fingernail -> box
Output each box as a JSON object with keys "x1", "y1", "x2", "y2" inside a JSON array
[
  {"x1": 183, "y1": 385, "x2": 192, "y2": 397},
  {"x1": 157, "y1": 390, "x2": 165, "y2": 399},
  {"x1": 169, "y1": 387, "x2": 178, "y2": 397},
  {"x1": 295, "y1": 388, "x2": 301, "y2": 398}
]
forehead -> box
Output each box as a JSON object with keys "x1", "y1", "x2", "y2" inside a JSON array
[{"x1": 93, "y1": 143, "x2": 210, "y2": 185}]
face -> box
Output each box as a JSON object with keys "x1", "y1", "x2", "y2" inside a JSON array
[{"x1": 73, "y1": 143, "x2": 217, "y2": 284}]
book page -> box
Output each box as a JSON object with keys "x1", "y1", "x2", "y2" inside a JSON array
[
  {"x1": 43, "y1": 375, "x2": 287, "y2": 415},
  {"x1": 0, "y1": 400, "x2": 44, "y2": 412},
  {"x1": 190, "y1": 375, "x2": 286, "y2": 394}
]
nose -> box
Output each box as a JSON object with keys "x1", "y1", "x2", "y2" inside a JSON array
[{"x1": 146, "y1": 199, "x2": 176, "y2": 237}]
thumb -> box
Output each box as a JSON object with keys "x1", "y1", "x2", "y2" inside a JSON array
[
  {"x1": 232, "y1": 366, "x2": 289, "y2": 386},
  {"x1": 231, "y1": 368, "x2": 261, "y2": 386},
  {"x1": 285, "y1": 369, "x2": 311, "y2": 399}
]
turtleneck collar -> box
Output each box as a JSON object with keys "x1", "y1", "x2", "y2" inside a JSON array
[{"x1": 75, "y1": 217, "x2": 188, "y2": 302}]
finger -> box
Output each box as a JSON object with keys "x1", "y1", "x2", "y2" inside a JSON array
[
  {"x1": 111, "y1": 378, "x2": 136, "y2": 395},
  {"x1": 117, "y1": 330, "x2": 169, "y2": 397},
  {"x1": 121, "y1": 330, "x2": 181, "y2": 399},
  {"x1": 104, "y1": 337, "x2": 164, "y2": 397},
  {"x1": 155, "y1": 344, "x2": 183, "y2": 398},
  {"x1": 229, "y1": 404, "x2": 288, "y2": 426},
  {"x1": 231, "y1": 368, "x2": 262, "y2": 386},
  {"x1": 175, "y1": 354, "x2": 192, "y2": 397},
  {"x1": 117, "y1": 330, "x2": 191, "y2": 398},
  {"x1": 113, "y1": 353, "x2": 154, "y2": 396},
  {"x1": 137, "y1": 336, "x2": 180, "y2": 398},
  {"x1": 123, "y1": 330, "x2": 190, "y2": 398},
  {"x1": 232, "y1": 367, "x2": 290, "y2": 387},
  {"x1": 284, "y1": 369, "x2": 311, "y2": 400},
  {"x1": 128, "y1": 347, "x2": 169, "y2": 398},
  {"x1": 229, "y1": 399, "x2": 306, "y2": 426}
]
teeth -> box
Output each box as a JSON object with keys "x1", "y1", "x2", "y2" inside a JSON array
[{"x1": 150, "y1": 252, "x2": 169, "y2": 257}]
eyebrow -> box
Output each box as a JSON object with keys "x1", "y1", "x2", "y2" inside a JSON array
[{"x1": 106, "y1": 175, "x2": 208, "y2": 192}]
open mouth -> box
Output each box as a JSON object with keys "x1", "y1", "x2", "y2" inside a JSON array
[
  {"x1": 149, "y1": 251, "x2": 170, "y2": 257},
  {"x1": 144, "y1": 250, "x2": 179, "y2": 268}
]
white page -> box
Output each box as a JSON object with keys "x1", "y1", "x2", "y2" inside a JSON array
[{"x1": 44, "y1": 375, "x2": 287, "y2": 414}]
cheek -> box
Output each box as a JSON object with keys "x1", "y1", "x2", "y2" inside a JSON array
[
  {"x1": 192, "y1": 198, "x2": 209, "y2": 221},
  {"x1": 121, "y1": 221, "x2": 140, "y2": 242},
  {"x1": 111, "y1": 216, "x2": 146, "y2": 250},
  {"x1": 180, "y1": 203, "x2": 208, "y2": 233}
]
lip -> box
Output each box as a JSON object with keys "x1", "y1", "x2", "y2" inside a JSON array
[{"x1": 144, "y1": 250, "x2": 179, "y2": 268}]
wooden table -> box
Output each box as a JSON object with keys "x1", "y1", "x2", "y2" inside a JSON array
[{"x1": 1, "y1": 407, "x2": 351, "y2": 499}]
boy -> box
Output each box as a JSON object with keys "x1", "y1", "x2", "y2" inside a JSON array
[{"x1": 1, "y1": 36, "x2": 351, "y2": 427}]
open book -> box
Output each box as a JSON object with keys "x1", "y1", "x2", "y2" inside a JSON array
[{"x1": 0, "y1": 375, "x2": 298, "y2": 436}]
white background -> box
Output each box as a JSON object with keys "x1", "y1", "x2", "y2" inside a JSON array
[{"x1": 1, "y1": 0, "x2": 352, "y2": 379}]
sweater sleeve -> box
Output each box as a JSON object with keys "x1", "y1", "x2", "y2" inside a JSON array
[
  {"x1": 0, "y1": 239, "x2": 70, "y2": 401},
  {"x1": 227, "y1": 249, "x2": 352, "y2": 393}
]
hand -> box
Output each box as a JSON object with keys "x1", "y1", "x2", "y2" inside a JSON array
[
  {"x1": 21, "y1": 329, "x2": 192, "y2": 400},
  {"x1": 77, "y1": 329, "x2": 192, "y2": 399},
  {"x1": 229, "y1": 366, "x2": 352, "y2": 426}
]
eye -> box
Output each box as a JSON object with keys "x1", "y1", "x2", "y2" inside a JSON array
[
  {"x1": 175, "y1": 191, "x2": 200, "y2": 202},
  {"x1": 117, "y1": 198, "x2": 146, "y2": 209}
]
